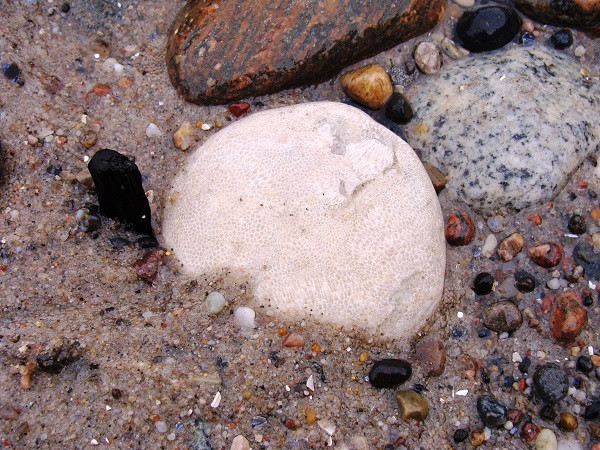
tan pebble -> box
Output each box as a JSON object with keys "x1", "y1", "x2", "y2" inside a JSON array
[
  {"x1": 230, "y1": 435, "x2": 250, "y2": 450},
  {"x1": 441, "y1": 37, "x2": 469, "y2": 60},
  {"x1": 242, "y1": 390, "x2": 252, "y2": 400},
  {"x1": 522, "y1": 18, "x2": 535, "y2": 33},
  {"x1": 413, "y1": 42, "x2": 443, "y2": 74},
  {"x1": 422, "y1": 162, "x2": 447, "y2": 194},
  {"x1": 118, "y1": 77, "x2": 133, "y2": 88},
  {"x1": 591, "y1": 208, "x2": 600, "y2": 222},
  {"x1": 591, "y1": 355, "x2": 600, "y2": 366},
  {"x1": 559, "y1": 412, "x2": 578, "y2": 431},
  {"x1": 589, "y1": 422, "x2": 600, "y2": 438},
  {"x1": 340, "y1": 64, "x2": 393, "y2": 110},
  {"x1": 305, "y1": 408, "x2": 317, "y2": 425},
  {"x1": 359, "y1": 352, "x2": 369, "y2": 362},
  {"x1": 173, "y1": 121, "x2": 195, "y2": 151},
  {"x1": 27, "y1": 135, "x2": 38, "y2": 146},
  {"x1": 80, "y1": 130, "x2": 97, "y2": 149},
  {"x1": 19, "y1": 361, "x2": 36, "y2": 390},
  {"x1": 446, "y1": 3, "x2": 463, "y2": 18},
  {"x1": 283, "y1": 332, "x2": 305, "y2": 347},
  {"x1": 535, "y1": 428, "x2": 557, "y2": 450},
  {"x1": 395, "y1": 390, "x2": 429, "y2": 422},
  {"x1": 470, "y1": 429, "x2": 485, "y2": 446},
  {"x1": 498, "y1": 233, "x2": 524, "y2": 261}
]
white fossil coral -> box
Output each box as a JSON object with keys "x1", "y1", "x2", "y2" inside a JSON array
[{"x1": 163, "y1": 102, "x2": 445, "y2": 339}]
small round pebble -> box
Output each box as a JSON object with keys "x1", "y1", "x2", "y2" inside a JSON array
[
  {"x1": 540, "y1": 404, "x2": 557, "y2": 421},
  {"x1": 515, "y1": 274, "x2": 535, "y2": 293},
  {"x1": 522, "y1": 421, "x2": 539, "y2": 442},
  {"x1": 550, "y1": 29, "x2": 573, "y2": 50},
  {"x1": 547, "y1": 278, "x2": 560, "y2": 290},
  {"x1": 206, "y1": 291, "x2": 227, "y2": 314},
  {"x1": 385, "y1": 92, "x2": 413, "y2": 124},
  {"x1": 473, "y1": 272, "x2": 494, "y2": 295},
  {"x1": 568, "y1": 214, "x2": 586, "y2": 235},
  {"x1": 455, "y1": 6, "x2": 522, "y2": 52},
  {"x1": 529, "y1": 242, "x2": 563, "y2": 268},
  {"x1": 535, "y1": 428, "x2": 557, "y2": 450},
  {"x1": 230, "y1": 435, "x2": 251, "y2": 450},
  {"x1": 234, "y1": 307, "x2": 256, "y2": 329},
  {"x1": 368, "y1": 359, "x2": 412, "y2": 388},
  {"x1": 155, "y1": 421, "x2": 167, "y2": 433},
  {"x1": 576, "y1": 355, "x2": 594, "y2": 373},
  {"x1": 413, "y1": 42, "x2": 443, "y2": 74},
  {"x1": 559, "y1": 412, "x2": 578, "y2": 431},
  {"x1": 477, "y1": 395, "x2": 508, "y2": 428},
  {"x1": 445, "y1": 210, "x2": 475, "y2": 246},
  {"x1": 484, "y1": 301, "x2": 523, "y2": 333},
  {"x1": 453, "y1": 428, "x2": 469, "y2": 443},
  {"x1": 533, "y1": 363, "x2": 568, "y2": 404}
]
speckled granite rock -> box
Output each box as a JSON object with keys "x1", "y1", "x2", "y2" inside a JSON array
[
  {"x1": 166, "y1": 0, "x2": 445, "y2": 104},
  {"x1": 403, "y1": 47, "x2": 600, "y2": 212},
  {"x1": 511, "y1": 0, "x2": 600, "y2": 32}
]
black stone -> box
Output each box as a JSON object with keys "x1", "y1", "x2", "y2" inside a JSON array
[
  {"x1": 385, "y1": 92, "x2": 413, "y2": 125},
  {"x1": 473, "y1": 272, "x2": 494, "y2": 295},
  {"x1": 46, "y1": 165, "x2": 62, "y2": 175},
  {"x1": 2, "y1": 63, "x2": 21, "y2": 83},
  {"x1": 518, "y1": 356, "x2": 531, "y2": 374},
  {"x1": 515, "y1": 271, "x2": 535, "y2": 293},
  {"x1": 36, "y1": 340, "x2": 80, "y2": 374},
  {"x1": 583, "y1": 294, "x2": 593, "y2": 307},
  {"x1": 478, "y1": 328, "x2": 491, "y2": 338},
  {"x1": 576, "y1": 355, "x2": 594, "y2": 374},
  {"x1": 533, "y1": 363, "x2": 569, "y2": 404},
  {"x1": 453, "y1": 428, "x2": 469, "y2": 443},
  {"x1": 550, "y1": 29, "x2": 573, "y2": 50},
  {"x1": 88, "y1": 149, "x2": 152, "y2": 235},
  {"x1": 539, "y1": 404, "x2": 557, "y2": 421},
  {"x1": 480, "y1": 367, "x2": 490, "y2": 384},
  {"x1": 568, "y1": 214, "x2": 586, "y2": 235},
  {"x1": 477, "y1": 395, "x2": 508, "y2": 428},
  {"x1": 455, "y1": 6, "x2": 522, "y2": 53},
  {"x1": 60, "y1": 2, "x2": 70, "y2": 12},
  {"x1": 584, "y1": 399, "x2": 600, "y2": 421},
  {"x1": 368, "y1": 358, "x2": 412, "y2": 388},
  {"x1": 137, "y1": 235, "x2": 158, "y2": 249},
  {"x1": 573, "y1": 242, "x2": 600, "y2": 279}
]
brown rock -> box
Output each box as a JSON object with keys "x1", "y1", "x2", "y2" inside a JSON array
[
  {"x1": 80, "y1": 130, "x2": 97, "y2": 149},
  {"x1": 445, "y1": 210, "x2": 475, "y2": 246},
  {"x1": 508, "y1": 409, "x2": 524, "y2": 426},
  {"x1": 591, "y1": 443, "x2": 600, "y2": 450},
  {"x1": 528, "y1": 242, "x2": 563, "y2": 268},
  {"x1": 166, "y1": 0, "x2": 445, "y2": 104},
  {"x1": 91, "y1": 84, "x2": 111, "y2": 96},
  {"x1": 134, "y1": 249, "x2": 165, "y2": 283},
  {"x1": 484, "y1": 301, "x2": 523, "y2": 333},
  {"x1": 498, "y1": 233, "x2": 524, "y2": 262},
  {"x1": 340, "y1": 64, "x2": 393, "y2": 109},
  {"x1": 559, "y1": 412, "x2": 578, "y2": 431},
  {"x1": 550, "y1": 292, "x2": 587, "y2": 342},
  {"x1": 589, "y1": 422, "x2": 600, "y2": 438},
  {"x1": 228, "y1": 102, "x2": 251, "y2": 118},
  {"x1": 283, "y1": 332, "x2": 305, "y2": 347},
  {"x1": 0, "y1": 404, "x2": 21, "y2": 420},
  {"x1": 414, "y1": 338, "x2": 446, "y2": 377},
  {"x1": 422, "y1": 162, "x2": 447, "y2": 194},
  {"x1": 521, "y1": 422, "x2": 539, "y2": 442},
  {"x1": 511, "y1": 0, "x2": 600, "y2": 32},
  {"x1": 395, "y1": 390, "x2": 429, "y2": 422},
  {"x1": 470, "y1": 430, "x2": 485, "y2": 446}
]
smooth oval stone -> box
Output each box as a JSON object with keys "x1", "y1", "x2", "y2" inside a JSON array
[
  {"x1": 206, "y1": 291, "x2": 227, "y2": 314},
  {"x1": 477, "y1": 395, "x2": 508, "y2": 428},
  {"x1": 368, "y1": 359, "x2": 412, "y2": 388},
  {"x1": 533, "y1": 363, "x2": 568, "y2": 404},
  {"x1": 166, "y1": 0, "x2": 445, "y2": 104},
  {"x1": 511, "y1": 0, "x2": 600, "y2": 32},
  {"x1": 551, "y1": 29, "x2": 573, "y2": 50},
  {"x1": 484, "y1": 301, "x2": 523, "y2": 333},
  {"x1": 456, "y1": 6, "x2": 522, "y2": 52}
]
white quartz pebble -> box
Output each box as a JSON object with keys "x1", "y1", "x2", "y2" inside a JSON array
[{"x1": 234, "y1": 307, "x2": 256, "y2": 329}]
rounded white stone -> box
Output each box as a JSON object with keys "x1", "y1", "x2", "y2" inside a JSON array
[
  {"x1": 163, "y1": 101, "x2": 445, "y2": 340},
  {"x1": 536, "y1": 429, "x2": 558, "y2": 450},
  {"x1": 233, "y1": 307, "x2": 256, "y2": 329},
  {"x1": 206, "y1": 291, "x2": 227, "y2": 314},
  {"x1": 146, "y1": 123, "x2": 162, "y2": 138},
  {"x1": 230, "y1": 435, "x2": 250, "y2": 450}
]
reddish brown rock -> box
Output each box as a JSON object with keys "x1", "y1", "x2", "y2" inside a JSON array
[
  {"x1": 134, "y1": 249, "x2": 165, "y2": 283},
  {"x1": 414, "y1": 338, "x2": 446, "y2": 377},
  {"x1": 166, "y1": 0, "x2": 445, "y2": 104},
  {"x1": 445, "y1": 210, "x2": 475, "y2": 246},
  {"x1": 550, "y1": 292, "x2": 587, "y2": 342},
  {"x1": 521, "y1": 422, "x2": 539, "y2": 442},
  {"x1": 508, "y1": 409, "x2": 524, "y2": 426},
  {"x1": 228, "y1": 102, "x2": 251, "y2": 118},
  {"x1": 498, "y1": 233, "x2": 524, "y2": 262},
  {"x1": 511, "y1": 0, "x2": 600, "y2": 32},
  {"x1": 283, "y1": 332, "x2": 305, "y2": 347},
  {"x1": 528, "y1": 242, "x2": 563, "y2": 268}
]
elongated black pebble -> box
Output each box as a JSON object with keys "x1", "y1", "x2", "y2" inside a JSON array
[{"x1": 88, "y1": 149, "x2": 152, "y2": 235}]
